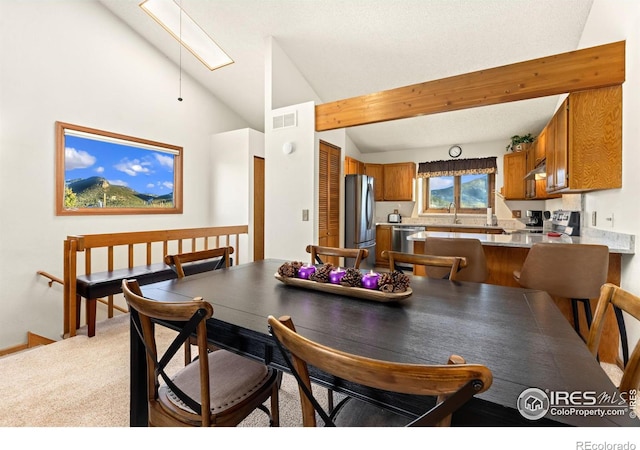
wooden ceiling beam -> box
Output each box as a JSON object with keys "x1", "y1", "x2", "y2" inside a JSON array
[{"x1": 315, "y1": 41, "x2": 625, "y2": 131}]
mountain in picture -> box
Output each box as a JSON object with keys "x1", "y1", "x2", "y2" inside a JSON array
[
  {"x1": 65, "y1": 176, "x2": 173, "y2": 209},
  {"x1": 430, "y1": 177, "x2": 488, "y2": 208}
]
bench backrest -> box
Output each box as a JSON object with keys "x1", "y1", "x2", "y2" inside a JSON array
[{"x1": 63, "y1": 225, "x2": 248, "y2": 337}]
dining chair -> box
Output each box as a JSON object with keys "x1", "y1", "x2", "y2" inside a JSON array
[
  {"x1": 587, "y1": 283, "x2": 640, "y2": 399},
  {"x1": 164, "y1": 247, "x2": 234, "y2": 279},
  {"x1": 165, "y1": 247, "x2": 234, "y2": 364},
  {"x1": 513, "y1": 243, "x2": 609, "y2": 339},
  {"x1": 421, "y1": 237, "x2": 488, "y2": 283},
  {"x1": 305, "y1": 244, "x2": 369, "y2": 268},
  {"x1": 380, "y1": 250, "x2": 467, "y2": 281},
  {"x1": 122, "y1": 279, "x2": 280, "y2": 427},
  {"x1": 268, "y1": 314, "x2": 492, "y2": 427}
]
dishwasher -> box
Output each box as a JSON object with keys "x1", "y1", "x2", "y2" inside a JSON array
[{"x1": 391, "y1": 226, "x2": 426, "y2": 269}]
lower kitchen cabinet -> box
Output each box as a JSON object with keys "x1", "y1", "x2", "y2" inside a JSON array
[{"x1": 375, "y1": 225, "x2": 392, "y2": 267}]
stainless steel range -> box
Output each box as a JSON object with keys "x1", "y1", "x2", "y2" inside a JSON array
[{"x1": 551, "y1": 210, "x2": 581, "y2": 236}]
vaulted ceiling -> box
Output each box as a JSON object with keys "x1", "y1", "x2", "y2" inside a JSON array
[{"x1": 99, "y1": 0, "x2": 595, "y2": 153}]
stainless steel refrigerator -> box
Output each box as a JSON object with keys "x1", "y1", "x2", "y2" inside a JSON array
[{"x1": 344, "y1": 174, "x2": 376, "y2": 269}]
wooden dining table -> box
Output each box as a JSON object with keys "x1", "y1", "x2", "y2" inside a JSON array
[{"x1": 129, "y1": 259, "x2": 639, "y2": 427}]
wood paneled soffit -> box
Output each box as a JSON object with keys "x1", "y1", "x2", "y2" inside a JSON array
[{"x1": 315, "y1": 41, "x2": 625, "y2": 131}]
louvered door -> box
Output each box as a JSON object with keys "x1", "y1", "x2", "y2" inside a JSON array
[{"x1": 318, "y1": 141, "x2": 340, "y2": 265}]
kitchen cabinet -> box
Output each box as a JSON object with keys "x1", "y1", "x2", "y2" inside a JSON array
[
  {"x1": 502, "y1": 151, "x2": 527, "y2": 200},
  {"x1": 546, "y1": 86, "x2": 622, "y2": 193},
  {"x1": 345, "y1": 156, "x2": 365, "y2": 175},
  {"x1": 375, "y1": 225, "x2": 392, "y2": 267},
  {"x1": 382, "y1": 162, "x2": 416, "y2": 201},
  {"x1": 364, "y1": 163, "x2": 384, "y2": 201}
]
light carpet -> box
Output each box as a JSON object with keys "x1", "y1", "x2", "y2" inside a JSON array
[{"x1": 0, "y1": 313, "x2": 326, "y2": 427}]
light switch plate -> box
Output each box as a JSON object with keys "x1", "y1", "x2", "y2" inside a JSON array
[
  {"x1": 512, "y1": 210, "x2": 521, "y2": 218},
  {"x1": 302, "y1": 209, "x2": 309, "y2": 221}
]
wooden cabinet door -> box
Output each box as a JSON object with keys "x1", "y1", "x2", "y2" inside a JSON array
[
  {"x1": 344, "y1": 156, "x2": 357, "y2": 175},
  {"x1": 345, "y1": 156, "x2": 365, "y2": 175},
  {"x1": 534, "y1": 127, "x2": 546, "y2": 168},
  {"x1": 318, "y1": 141, "x2": 340, "y2": 264},
  {"x1": 568, "y1": 86, "x2": 622, "y2": 191},
  {"x1": 553, "y1": 98, "x2": 569, "y2": 191},
  {"x1": 503, "y1": 151, "x2": 526, "y2": 200},
  {"x1": 364, "y1": 163, "x2": 384, "y2": 201},
  {"x1": 382, "y1": 162, "x2": 416, "y2": 201},
  {"x1": 375, "y1": 225, "x2": 391, "y2": 267}
]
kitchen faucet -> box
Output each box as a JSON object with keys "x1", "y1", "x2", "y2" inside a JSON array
[{"x1": 448, "y1": 202, "x2": 461, "y2": 224}]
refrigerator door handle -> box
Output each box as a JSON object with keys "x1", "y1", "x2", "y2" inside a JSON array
[{"x1": 365, "y1": 182, "x2": 374, "y2": 229}]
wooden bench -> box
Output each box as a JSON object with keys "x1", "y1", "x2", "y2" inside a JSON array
[{"x1": 63, "y1": 225, "x2": 248, "y2": 338}]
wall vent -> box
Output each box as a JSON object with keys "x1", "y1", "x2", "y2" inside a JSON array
[{"x1": 272, "y1": 111, "x2": 297, "y2": 130}]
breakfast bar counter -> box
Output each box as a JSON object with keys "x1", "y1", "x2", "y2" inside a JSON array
[
  {"x1": 407, "y1": 230, "x2": 635, "y2": 254},
  {"x1": 407, "y1": 230, "x2": 635, "y2": 364}
]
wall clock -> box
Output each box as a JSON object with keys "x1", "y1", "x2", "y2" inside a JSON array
[{"x1": 449, "y1": 145, "x2": 462, "y2": 158}]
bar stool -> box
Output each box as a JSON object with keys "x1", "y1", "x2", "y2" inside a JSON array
[
  {"x1": 422, "y1": 237, "x2": 488, "y2": 283},
  {"x1": 513, "y1": 242, "x2": 609, "y2": 337}
]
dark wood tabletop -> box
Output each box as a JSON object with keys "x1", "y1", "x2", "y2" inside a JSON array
[{"x1": 130, "y1": 259, "x2": 639, "y2": 427}]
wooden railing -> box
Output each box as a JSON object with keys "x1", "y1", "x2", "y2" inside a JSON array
[{"x1": 63, "y1": 225, "x2": 248, "y2": 337}]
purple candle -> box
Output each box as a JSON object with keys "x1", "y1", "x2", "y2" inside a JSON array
[
  {"x1": 329, "y1": 267, "x2": 346, "y2": 284},
  {"x1": 361, "y1": 271, "x2": 380, "y2": 290},
  {"x1": 297, "y1": 265, "x2": 316, "y2": 280}
]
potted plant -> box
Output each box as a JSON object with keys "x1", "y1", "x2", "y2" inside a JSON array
[{"x1": 506, "y1": 134, "x2": 535, "y2": 152}]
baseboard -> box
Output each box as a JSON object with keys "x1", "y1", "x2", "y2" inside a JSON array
[{"x1": 0, "y1": 332, "x2": 56, "y2": 357}]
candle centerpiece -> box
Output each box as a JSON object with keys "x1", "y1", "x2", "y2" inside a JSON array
[
  {"x1": 329, "y1": 267, "x2": 346, "y2": 284},
  {"x1": 297, "y1": 264, "x2": 316, "y2": 280},
  {"x1": 361, "y1": 270, "x2": 380, "y2": 290}
]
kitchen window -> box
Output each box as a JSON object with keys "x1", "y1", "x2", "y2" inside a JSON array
[{"x1": 418, "y1": 157, "x2": 496, "y2": 214}]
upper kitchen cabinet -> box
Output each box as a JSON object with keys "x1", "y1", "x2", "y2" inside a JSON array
[
  {"x1": 546, "y1": 86, "x2": 622, "y2": 193},
  {"x1": 503, "y1": 151, "x2": 527, "y2": 200},
  {"x1": 382, "y1": 162, "x2": 416, "y2": 201},
  {"x1": 364, "y1": 163, "x2": 385, "y2": 200},
  {"x1": 345, "y1": 156, "x2": 365, "y2": 175}
]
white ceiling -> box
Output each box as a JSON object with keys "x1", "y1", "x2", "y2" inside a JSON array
[{"x1": 98, "y1": 0, "x2": 595, "y2": 154}]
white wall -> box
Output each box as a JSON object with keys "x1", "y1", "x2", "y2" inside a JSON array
[
  {"x1": 210, "y1": 128, "x2": 265, "y2": 263},
  {"x1": 0, "y1": 0, "x2": 249, "y2": 346},
  {"x1": 578, "y1": 0, "x2": 640, "y2": 357}
]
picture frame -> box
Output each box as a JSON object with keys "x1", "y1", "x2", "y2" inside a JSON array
[{"x1": 55, "y1": 121, "x2": 183, "y2": 216}]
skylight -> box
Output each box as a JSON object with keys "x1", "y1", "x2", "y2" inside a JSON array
[{"x1": 140, "y1": 0, "x2": 233, "y2": 71}]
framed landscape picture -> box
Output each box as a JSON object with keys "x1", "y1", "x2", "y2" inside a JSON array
[{"x1": 55, "y1": 121, "x2": 183, "y2": 215}]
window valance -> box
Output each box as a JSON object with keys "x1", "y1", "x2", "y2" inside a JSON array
[{"x1": 417, "y1": 157, "x2": 497, "y2": 178}]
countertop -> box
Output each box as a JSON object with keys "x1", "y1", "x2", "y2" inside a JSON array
[
  {"x1": 407, "y1": 230, "x2": 635, "y2": 254},
  {"x1": 376, "y1": 222, "x2": 505, "y2": 231}
]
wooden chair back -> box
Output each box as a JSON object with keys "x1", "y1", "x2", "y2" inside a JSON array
[
  {"x1": 164, "y1": 247, "x2": 234, "y2": 278},
  {"x1": 305, "y1": 245, "x2": 369, "y2": 268},
  {"x1": 587, "y1": 283, "x2": 640, "y2": 400},
  {"x1": 422, "y1": 238, "x2": 488, "y2": 282},
  {"x1": 268, "y1": 315, "x2": 492, "y2": 427},
  {"x1": 122, "y1": 279, "x2": 213, "y2": 426},
  {"x1": 381, "y1": 250, "x2": 467, "y2": 281}
]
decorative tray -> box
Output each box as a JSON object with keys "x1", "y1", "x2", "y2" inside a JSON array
[{"x1": 274, "y1": 273, "x2": 412, "y2": 303}]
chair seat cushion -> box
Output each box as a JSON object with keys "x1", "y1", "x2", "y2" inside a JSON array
[
  {"x1": 161, "y1": 350, "x2": 272, "y2": 414},
  {"x1": 330, "y1": 397, "x2": 412, "y2": 427}
]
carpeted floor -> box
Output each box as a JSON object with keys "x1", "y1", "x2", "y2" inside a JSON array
[{"x1": 0, "y1": 313, "x2": 326, "y2": 427}]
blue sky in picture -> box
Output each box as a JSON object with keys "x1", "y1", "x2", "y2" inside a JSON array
[{"x1": 64, "y1": 135, "x2": 175, "y2": 196}]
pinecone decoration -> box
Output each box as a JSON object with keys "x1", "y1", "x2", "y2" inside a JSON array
[
  {"x1": 392, "y1": 271, "x2": 411, "y2": 293},
  {"x1": 290, "y1": 261, "x2": 304, "y2": 273},
  {"x1": 378, "y1": 271, "x2": 410, "y2": 293},
  {"x1": 378, "y1": 272, "x2": 395, "y2": 293},
  {"x1": 277, "y1": 262, "x2": 296, "y2": 278},
  {"x1": 309, "y1": 263, "x2": 334, "y2": 283},
  {"x1": 340, "y1": 268, "x2": 362, "y2": 287}
]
